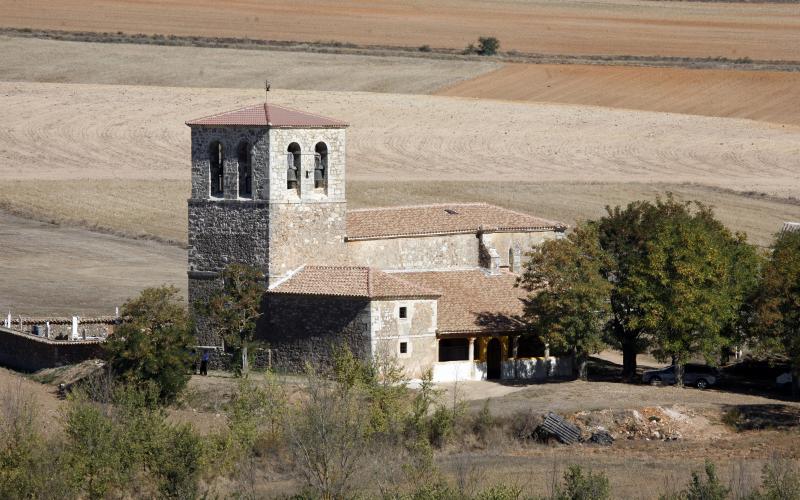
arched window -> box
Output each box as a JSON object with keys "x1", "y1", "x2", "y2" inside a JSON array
[
  {"x1": 287, "y1": 142, "x2": 301, "y2": 191},
  {"x1": 209, "y1": 141, "x2": 224, "y2": 198},
  {"x1": 314, "y1": 142, "x2": 328, "y2": 189},
  {"x1": 237, "y1": 141, "x2": 252, "y2": 199},
  {"x1": 508, "y1": 247, "x2": 515, "y2": 272}
]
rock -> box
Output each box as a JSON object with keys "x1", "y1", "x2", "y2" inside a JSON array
[{"x1": 590, "y1": 430, "x2": 614, "y2": 446}]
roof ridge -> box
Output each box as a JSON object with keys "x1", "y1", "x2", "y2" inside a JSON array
[
  {"x1": 268, "y1": 102, "x2": 348, "y2": 125},
  {"x1": 184, "y1": 103, "x2": 261, "y2": 125}
]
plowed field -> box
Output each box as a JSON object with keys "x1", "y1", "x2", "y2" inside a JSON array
[
  {"x1": 438, "y1": 63, "x2": 800, "y2": 127},
  {"x1": 1, "y1": 0, "x2": 798, "y2": 60}
]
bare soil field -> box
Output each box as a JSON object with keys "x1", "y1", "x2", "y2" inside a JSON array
[
  {"x1": 2, "y1": 82, "x2": 798, "y2": 190},
  {"x1": 0, "y1": 212, "x2": 185, "y2": 316},
  {"x1": 0, "y1": 0, "x2": 798, "y2": 60},
  {"x1": 439, "y1": 63, "x2": 800, "y2": 127},
  {"x1": 0, "y1": 36, "x2": 499, "y2": 94}
]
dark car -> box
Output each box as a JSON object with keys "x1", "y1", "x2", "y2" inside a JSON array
[{"x1": 642, "y1": 364, "x2": 719, "y2": 389}]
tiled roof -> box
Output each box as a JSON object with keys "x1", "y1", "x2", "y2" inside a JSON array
[
  {"x1": 346, "y1": 203, "x2": 565, "y2": 240},
  {"x1": 393, "y1": 269, "x2": 528, "y2": 334},
  {"x1": 186, "y1": 103, "x2": 348, "y2": 128},
  {"x1": 268, "y1": 266, "x2": 440, "y2": 299}
]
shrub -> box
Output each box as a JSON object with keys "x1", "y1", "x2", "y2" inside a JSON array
[
  {"x1": 756, "y1": 457, "x2": 800, "y2": 500},
  {"x1": 472, "y1": 400, "x2": 494, "y2": 443},
  {"x1": 477, "y1": 36, "x2": 500, "y2": 56},
  {"x1": 418, "y1": 44, "x2": 431, "y2": 52},
  {"x1": 105, "y1": 285, "x2": 194, "y2": 403},
  {"x1": 554, "y1": 465, "x2": 610, "y2": 500},
  {"x1": 660, "y1": 461, "x2": 728, "y2": 500}
]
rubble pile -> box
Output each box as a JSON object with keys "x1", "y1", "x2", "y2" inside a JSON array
[{"x1": 569, "y1": 406, "x2": 684, "y2": 442}]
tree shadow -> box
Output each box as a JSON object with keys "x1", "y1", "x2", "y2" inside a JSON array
[{"x1": 721, "y1": 404, "x2": 800, "y2": 431}]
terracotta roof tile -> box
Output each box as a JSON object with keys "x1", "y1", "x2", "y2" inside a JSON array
[
  {"x1": 268, "y1": 266, "x2": 440, "y2": 299},
  {"x1": 392, "y1": 269, "x2": 527, "y2": 334},
  {"x1": 186, "y1": 103, "x2": 348, "y2": 128},
  {"x1": 346, "y1": 203, "x2": 565, "y2": 240}
]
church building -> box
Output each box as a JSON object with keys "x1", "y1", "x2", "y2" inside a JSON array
[{"x1": 186, "y1": 100, "x2": 572, "y2": 381}]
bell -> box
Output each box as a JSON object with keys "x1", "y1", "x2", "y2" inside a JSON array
[
  {"x1": 287, "y1": 167, "x2": 298, "y2": 182},
  {"x1": 314, "y1": 167, "x2": 324, "y2": 181}
]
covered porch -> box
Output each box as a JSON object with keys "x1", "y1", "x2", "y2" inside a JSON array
[{"x1": 431, "y1": 333, "x2": 573, "y2": 383}]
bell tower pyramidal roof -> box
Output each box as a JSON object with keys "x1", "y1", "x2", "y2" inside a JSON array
[{"x1": 186, "y1": 102, "x2": 348, "y2": 128}]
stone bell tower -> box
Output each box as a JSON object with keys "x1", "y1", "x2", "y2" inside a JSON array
[{"x1": 186, "y1": 95, "x2": 349, "y2": 344}]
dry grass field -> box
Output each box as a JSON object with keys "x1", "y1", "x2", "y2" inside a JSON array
[
  {"x1": 0, "y1": 36, "x2": 500, "y2": 93},
  {"x1": 439, "y1": 63, "x2": 800, "y2": 127},
  {"x1": 1, "y1": 0, "x2": 799, "y2": 60}
]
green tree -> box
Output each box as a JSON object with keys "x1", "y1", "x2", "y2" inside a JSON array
[
  {"x1": 518, "y1": 223, "x2": 612, "y2": 380},
  {"x1": 105, "y1": 285, "x2": 193, "y2": 403},
  {"x1": 632, "y1": 198, "x2": 758, "y2": 385},
  {"x1": 477, "y1": 36, "x2": 500, "y2": 55},
  {"x1": 752, "y1": 229, "x2": 800, "y2": 396},
  {"x1": 203, "y1": 263, "x2": 266, "y2": 376},
  {"x1": 597, "y1": 201, "x2": 657, "y2": 379},
  {"x1": 599, "y1": 198, "x2": 761, "y2": 381}
]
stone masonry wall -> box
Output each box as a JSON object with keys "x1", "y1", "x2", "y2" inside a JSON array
[
  {"x1": 0, "y1": 326, "x2": 104, "y2": 372},
  {"x1": 267, "y1": 202, "x2": 349, "y2": 282},
  {"x1": 188, "y1": 200, "x2": 270, "y2": 273},
  {"x1": 480, "y1": 231, "x2": 561, "y2": 271},
  {"x1": 370, "y1": 299, "x2": 437, "y2": 379},
  {"x1": 259, "y1": 294, "x2": 370, "y2": 373},
  {"x1": 347, "y1": 233, "x2": 480, "y2": 271},
  {"x1": 268, "y1": 128, "x2": 346, "y2": 204},
  {"x1": 190, "y1": 127, "x2": 269, "y2": 201}
]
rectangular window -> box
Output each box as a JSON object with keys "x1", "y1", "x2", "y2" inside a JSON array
[
  {"x1": 399, "y1": 306, "x2": 407, "y2": 319},
  {"x1": 399, "y1": 342, "x2": 408, "y2": 354}
]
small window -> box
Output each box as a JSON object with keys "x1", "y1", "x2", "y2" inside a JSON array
[
  {"x1": 209, "y1": 141, "x2": 224, "y2": 198},
  {"x1": 399, "y1": 342, "x2": 408, "y2": 354},
  {"x1": 287, "y1": 142, "x2": 301, "y2": 191},
  {"x1": 399, "y1": 306, "x2": 407, "y2": 319},
  {"x1": 237, "y1": 141, "x2": 252, "y2": 199},
  {"x1": 314, "y1": 142, "x2": 328, "y2": 189},
  {"x1": 508, "y1": 247, "x2": 515, "y2": 272}
]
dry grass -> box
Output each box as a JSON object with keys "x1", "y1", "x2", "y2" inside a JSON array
[
  {"x1": 0, "y1": 36, "x2": 499, "y2": 93},
  {"x1": 438, "y1": 63, "x2": 800, "y2": 127},
  {"x1": 1, "y1": 0, "x2": 799, "y2": 60}
]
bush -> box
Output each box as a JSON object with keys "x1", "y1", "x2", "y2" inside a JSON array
[
  {"x1": 755, "y1": 457, "x2": 800, "y2": 500},
  {"x1": 472, "y1": 400, "x2": 494, "y2": 443},
  {"x1": 418, "y1": 44, "x2": 431, "y2": 52},
  {"x1": 554, "y1": 465, "x2": 610, "y2": 500},
  {"x1": 477, "y1": 36, "x2": 500, "y2": 56},
  {"x1": 660, "y1": 461, "x2": 728, "y2": 500},
  {"x1": 105, "y1": 286, "x2": 194, "y2": 403}
]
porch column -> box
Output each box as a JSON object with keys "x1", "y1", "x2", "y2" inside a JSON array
[
  {"x1": 468, "y1": 337, "x2": 475, "y2": 362},
  {"x1": 512, "y1": 335, "x2": 519, "y2": 359},
  {"x1": 544, "y1": 342, "x2": 550, "y2": 358}
]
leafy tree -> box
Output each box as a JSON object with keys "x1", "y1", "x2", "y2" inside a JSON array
[
  {"x1": 632, "y1": 198, "x2": 758, "y2": 385},
  {"x1": 597, "y1": 201, "x2": 658, "y2": 379},
  {"x1": 203, "y1": 263, "x2": 266, "y2": 376},
  {"x1": 599, "y1": 197, "x2": 758, "y2": 385},
  {"x1": 105, "y1": 285, "x2": 194, "y2": 403},
  {"x1": 477, "y1": 36, "x2": 500, "y2": 55},
  {"x1": 752, "y1": 229, "x2": 800, "y2": 396},
  {"x1": 518, "y1": 223, "x2": 612, "y2": 380}
]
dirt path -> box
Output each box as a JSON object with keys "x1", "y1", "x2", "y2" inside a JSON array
[{"x1": 1, "y1": 0, "x2": 798, "y2": 60}]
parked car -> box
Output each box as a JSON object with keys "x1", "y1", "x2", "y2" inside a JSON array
[{"x1": 642, "y1": 364, "x2": 719, "y2": 389}]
